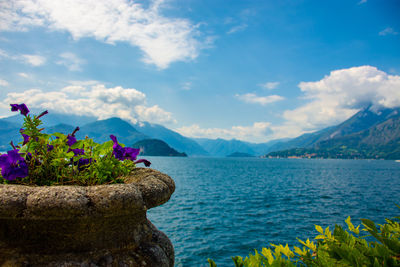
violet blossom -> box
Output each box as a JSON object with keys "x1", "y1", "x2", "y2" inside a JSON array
[
  {"x1": 76, "y1": 158, "x2": 93, "y2": 171},
  {"x1": 0, "y1": 149, "x2": 29, "y2": 180},
  {"x1": 110, "y1": 135, "x2": 140, "y2": 161},
  {"x1": 47, "y1": 144, "x2": 54, "y2": 152},
  {"x1": 10, "y1": 104, "x2": 29, "y2": 116},
  {"x1": 36, "y1": 110, "x2": 48, "y2": 120},
  {"x1": 66, "y1": 135, "x2": 77, "y2": 146},
  {"x1": 66, "y1": 127, "x2": 80, "y2": 147},
  {"x1": 20, "y1": 129, "x2": 30, "y2": 145},
  {"x1": 69, "y1": 148, "x2": 85, "y2": 156},
  {"x1": 134, "y1": 159, "x2": 151, "y2": 167},
  {"x1": 110, "y1": 135, "x2": 150, "y2": 166}
]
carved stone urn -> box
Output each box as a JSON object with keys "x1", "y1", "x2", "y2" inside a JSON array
[{"x1": 0, "y1": 168, "x2": 175, "y2": 266}]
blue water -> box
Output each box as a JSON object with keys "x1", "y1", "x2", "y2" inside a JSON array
[{"x1": 146, "y1": 157, "x2": 400, "y2": 267}]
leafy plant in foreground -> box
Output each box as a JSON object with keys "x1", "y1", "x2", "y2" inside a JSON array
[
  {"x1": 0, "y1": 103, "x2": 150, "y2": 185},
  {"x1": 208, "y1": 212, "x2": 400, "y2": 266}
]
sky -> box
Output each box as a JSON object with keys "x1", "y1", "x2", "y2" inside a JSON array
[{"x1": 0, "y1": 0, "x2": 399, "y2": 143}]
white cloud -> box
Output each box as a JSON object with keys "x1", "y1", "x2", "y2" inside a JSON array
[
  {"x1": 56, "y1": 52, "x2": 85, "y2": 71},
  {"x1": 0, "y1": 49, "x2": 46, "y2": 66},
  {"x1": 175, "y1": 122, "x2": 272, "y2": 143},
  {"x1": 135, "y1": 105, "x2": 176, "y2": 124},
  {"x1": 21, "y1": 54, "x2": 46, "y2": 66},
  {"x1": 379, "y1": 27, "x2": 398, "y2": 36},
  {"x1": 0, "y1": 79, "x2": 9, "y2": 86},
  {"x1": 181, "y1": 81, "x2": 192, "y2": 90},
  {"x1": 1, "y1": 0, "x2": 205, "y2": 69},
  {"x1": 227, "y1": 24, "x2": 248, "y2": 34},
  {"x1": 18, "y1": 72, "x2": 30, "y2": 78},
  {"x1": 358, "y1": 0, "x2": 367, "y2": 4},
  {"x1": 278, "y1": 65, "x2": 400, "y2": 134},
  {"x1": 2, "y1": 83, "x2": 176, "y2": 124},
  {"x1": 61, "y1": 85, "x2": 86, "y2": 94},
  {"x1": 260, "y1": 81, "x2": 280, "y2": 90},
  {"x1": 236, "y1": 93, "x2": 284, "y2": 105}
]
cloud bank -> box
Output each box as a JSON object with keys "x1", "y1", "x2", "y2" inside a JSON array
[
  {"x1": 0, "y1": 0, "x2": 204, "y2": 69},
  {"x1": 2, "y1": 83, "x2": 176, "y2": 125}
]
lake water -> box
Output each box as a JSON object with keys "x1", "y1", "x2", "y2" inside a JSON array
[{"x1": 146, "y1": 157, "x2": 400, "y2": 267}]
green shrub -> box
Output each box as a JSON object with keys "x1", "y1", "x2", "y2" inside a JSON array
[{"x1": 208, "y1": 211, "x2": 400, "y2": 266}]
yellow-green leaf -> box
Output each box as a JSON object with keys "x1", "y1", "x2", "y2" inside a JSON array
[
  {"x1": 261, "y1": 247, "x2": 274, "y2": 265},
  {"x1": 315, "y1": 225, "x2": 324, "y2": 234}
]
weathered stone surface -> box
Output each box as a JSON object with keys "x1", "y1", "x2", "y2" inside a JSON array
[
  {"x1": 0, "y1": 168, "x2": 175, "y2": 266},
  {"x1": 125, "y1": 168, "x2": 175, "y2": 209}
]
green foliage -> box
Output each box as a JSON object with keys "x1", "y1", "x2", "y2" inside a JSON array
[
  {"x1": 0, "y1": 110, "x2": 141, "y2": 185},
  {"x1": 208, "y1": 214, "x2": 400, "y2": 266}
]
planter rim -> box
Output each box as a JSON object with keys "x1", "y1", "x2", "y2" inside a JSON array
[{"x1": 0, "y1": 168, "x2": 175, "y2": 220}]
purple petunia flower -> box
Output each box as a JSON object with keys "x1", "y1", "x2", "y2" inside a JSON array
[
  {"x1": 47, "y1": 144, "x2": 54, "y2": 152},
  {"x1": 134, "y1": 159, "x2": 151, "y2": 167},
  {"x1": 77, "y1": 158, "x2": 93, "y2": 171},
  {"x1": 0, "y1": 149, "x2": 29, "y2": 180},
  {"x1": 110, "y1": 135, "x2": 140, "y2": 161},
  {"x1": 68, "y1": 148, "x2": 85, "y2": 156},
  {"x1": 20, "y1": 129, "x2": 30, "y2": 146},
  {"x1": 124, "y1": 147, "x2": 140, "y2": 161},
  {"x1": 36, "y1": 110, "x2": 48, "y2": 120},
  {"x1": 10, "y1": 104, "x2": 30, "y2": 116},
  {"x1": 110, "y1": 135, "x2": 126, "y2": 161},
  {"x1": 66, "y1": 135, "x2": 77, "y2": 146}
]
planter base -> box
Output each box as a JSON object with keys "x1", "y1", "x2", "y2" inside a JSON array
[
  {"x1": 0, "y1": 168, "x2": 175, "y2": 267},
  {"x1": 0, "y1": 220, "x2": 173, "y2": 267}
]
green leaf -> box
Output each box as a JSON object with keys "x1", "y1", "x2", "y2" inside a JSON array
[
  {"x1": 361, "y1": 219, "x2": 378, "y2": 233},
  {"x1": 231, "y1": 256, "x2": 244, "y2": 267},
  {"x1": 207, "y1": 258, "x2": 217, "y2": 267},
  {"x1": 316, "y1": 225, "x2": 324, "y2": 234}
]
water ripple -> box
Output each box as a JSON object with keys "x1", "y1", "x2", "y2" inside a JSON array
[{"x1": 147, "y1": 157, "x2": 400, "y2": 267}]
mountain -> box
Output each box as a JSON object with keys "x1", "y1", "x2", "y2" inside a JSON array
[
  {"x1": 77, "y1": 118, "x2": 148, "y2": 145},
  {"x1": 268, "y1": 107, "x2": 400, "y2": 153},
  {"x1": 133, "y1": 139, "x2": 187, "y2": 157},
  {"x1": 193, "y1": 138, "x2": 279, "y2": 157},
  {"x1": 0, "y1": 118, "x2": 20, "y2": 151},
  {"x1": 45, "y1": 123, "x2": 76, "y2": 135},
  {"x1": 267, "y1": 107, "x2": 400, "y2": 159},
  {"x1": 194, "y1": 138, "x2": 256, "y2": 157},
  {"x1": 134, "y1": 121, "x2": 208, "y2": 156}
]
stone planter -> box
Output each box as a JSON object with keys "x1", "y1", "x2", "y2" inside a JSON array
[{"x1": 0, "y1": 168, "x2": 175, "y2": 267}]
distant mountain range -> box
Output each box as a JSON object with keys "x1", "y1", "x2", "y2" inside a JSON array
[
  {"x1": 193, "y1": 138, "x2": 277, "y2": 157},
  {"x1": 1, "y1": 106, "x2": 400, "y2": 159},
  {"x1": 266, "y1": 107, "x2": 400, "y2": 159},
  {"x1": 133, "y1": 139, "x2": 187, "y2": 157}
]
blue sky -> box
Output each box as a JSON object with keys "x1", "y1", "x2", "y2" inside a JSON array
[{"x1": 0, "y1": 0, "x2": 399, "y2": 143}]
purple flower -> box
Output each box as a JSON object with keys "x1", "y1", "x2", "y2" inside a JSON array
[
  {"x1": 68, "y1": 148, "x2": 85, "y2": 156},
  {"x1": 110, "y1": 135, "x2": 140, "y2": 161},
  {"x1": 134, "y1": 159, "x2": 151, "y2": 167},
  {"x1": 71, "y1": 127, "x2": 80, "y2": 136},
  {"x1": 0, "y1": 149, "x2": 29, "y2": 180},
  {"x1": 66, "y1": 135, "x2": 77, "y2": 146},
  {"x1": 10, "y1": 104, "x2": 30, "y2": 116},
  {"x1": 47, "y1": 144, "x2": 54, "y2": 152},
  {"x1": 36, "y1": 110, "x2": 48, "y2": 120},
  {"x1": 77, "y1": 158, "x2": 93, "y2": 171},
  {"x1": 110, "y1": 135, "x2": 125, "y2": 161},
  {"x1": 20, "y1": 129, "x2": 30, "y2": 145},
  {"x1": 124, "y1": 147, "x2": 140, "y2": 161}
]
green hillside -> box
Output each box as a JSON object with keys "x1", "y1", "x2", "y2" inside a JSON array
[
  {"x1": 133, "y1": 139, "x2": 187, "y2": 157},
  {"x1": 268, "y1": 115, "x2": 400, "y2": 160}
]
